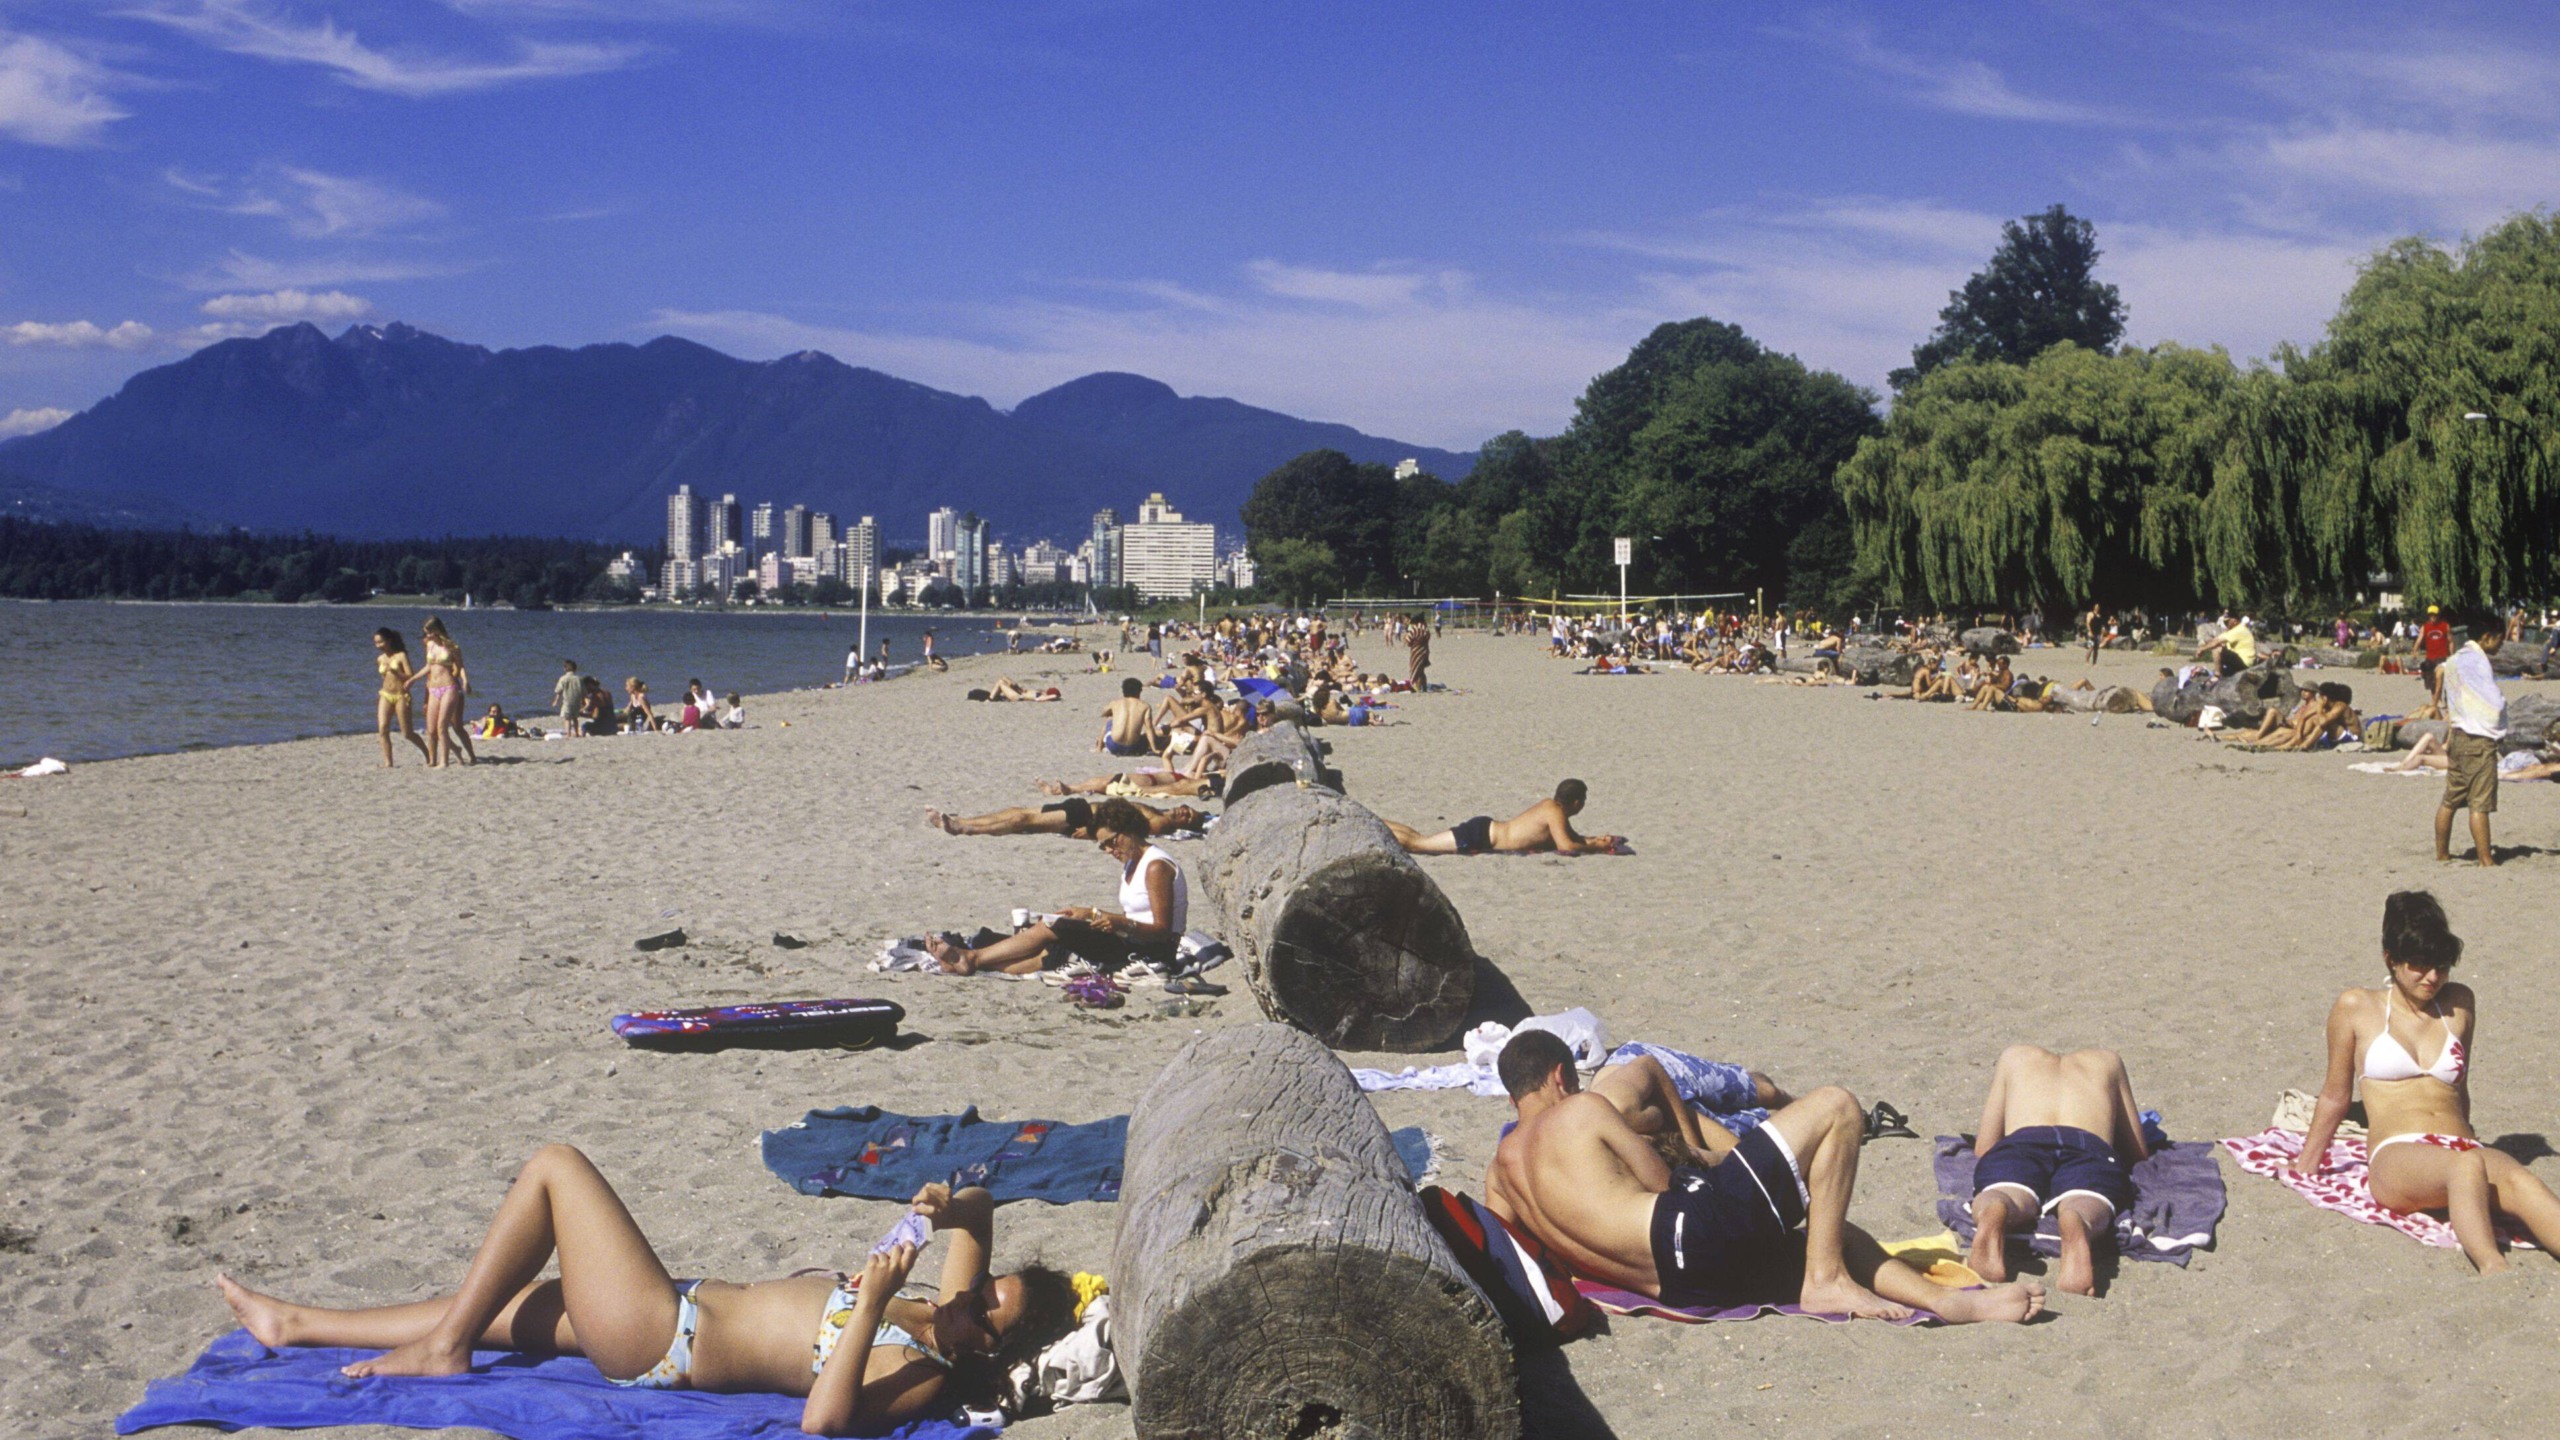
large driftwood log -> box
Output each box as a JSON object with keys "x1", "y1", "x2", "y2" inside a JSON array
[
  {"x1": 1197, "y1": 784, "x2": 1475, "y2": 1051},
  {"x1": 1110, "y1": 1025, "x2": 1518, "y2": 1440},
  {"x1": 1223, "y1": 719, "x2": 1335, "y2": 805}
]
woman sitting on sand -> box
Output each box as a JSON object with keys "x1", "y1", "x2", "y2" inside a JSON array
[
  {"x1": 577, "y1": 676, "x2": 617, "y2": 736},
  {"x1": 214, "y1": 1152, "x2": 1074, "y2": 1435},
  {"x1": 2290, "y1": 891, "x2": 2560, "y2": 1272},
  {"x1": 369, "y1": 628, "x2": 433, "y2": 768},
  {"x1": 623, "y1": 677, "x2": 658, "y2": 733},
  {"x1": 925, "y1": 798, "x2": 1188, "y2": 976}
]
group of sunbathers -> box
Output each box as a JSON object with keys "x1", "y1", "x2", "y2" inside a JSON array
[{"x1": 1486, "y1": 887, "x2": 2560, "y2": 1334}]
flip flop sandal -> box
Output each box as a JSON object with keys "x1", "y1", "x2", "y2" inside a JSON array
[
  {"x1": 1864, "y1": 1102, "x2": 1918, "y2": 1141},
  {"x1": 1164, "y1": 976, "x2": 1228, "y2": 996}
]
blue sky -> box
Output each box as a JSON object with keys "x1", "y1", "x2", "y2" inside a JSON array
[{"x1": 3, "y1": 1, "x2": 2556, "y2": 449}]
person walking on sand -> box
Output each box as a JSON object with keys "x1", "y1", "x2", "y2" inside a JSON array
[
  {"x1": 552, "y1": 660, "x2": 583, "y2": 740},
  {"x1": 2418, "y1": 605, "x2": 2454, "y2": 695},
  {"x1": 2435, "y1": 622, "x2": 2507, "y2": 867},
  {"x1": 371, "y1": 628, "x2": 433, "y2": 768},
  {"x1": 1407, "y1": 614, "x2": 1431, "y2": 690},
  {"x1": 413, "y1": 617, "x2": 472, "y2": 768}
]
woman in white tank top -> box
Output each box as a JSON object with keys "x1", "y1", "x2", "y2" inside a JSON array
[{"x1": 920, "y1": 798, "x2": 1187, "y2": 976}]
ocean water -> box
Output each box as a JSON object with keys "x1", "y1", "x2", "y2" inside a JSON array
[{"x1": 0, "y1": 602, "x2": 1095, "y2": 764}]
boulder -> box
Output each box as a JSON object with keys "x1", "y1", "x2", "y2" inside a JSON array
[
  {"x1": 2504, "y1": 690, "x2": 2560, "y2": 752},
  {"x1": 1840, "y1": 643, "x2": 1921, "y2": 687},
  {"x1": 1959, "y1": 626, "x2": 2021, "y2": 657}
]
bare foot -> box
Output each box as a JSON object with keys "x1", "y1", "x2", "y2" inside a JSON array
[
  {"x1": 1797, "y1": 1273, "x2": 1912, "y2": 1322},
  {"x1": 1966, "y1": 1226, "x2": 2009, "y2": 1284},
  {"x1": 2054, "y1": 1236, "x2": 2096, "y2": 1296},
  {"x1": 1932, "y1": 1279, "x2": 2047, "y2": 1325},
  {"x1": 217, "y1": 1274, "x2": 298, "y2": 1347},
  {"x1": 923, "y1": 808, "x2": 954, "y2": 833},
  {"x1": 922, "y1": 935, "x2": 975, "y2": 975},
  {"x1": 341, "y1": 1336, "x2": 471, "y2": 1378},
  {"x1": 1036, "y1": 779, "x2": 1066, "y2": 796}
]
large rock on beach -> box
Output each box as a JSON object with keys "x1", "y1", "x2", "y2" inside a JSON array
[
  {"x1": 1841, "y1": 643, "x2": 1921, "y2": 687},
  {"x1": 1960, "y1": 626, "x2": 2022, "y2": 657},
  {"x1": 2504, "y1": 690, "x2": 2560, "y2": 751},
  {"x1": 2153, "y1": 662, "x2": 2299, "y2": 728}
]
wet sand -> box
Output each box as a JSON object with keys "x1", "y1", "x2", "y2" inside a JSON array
[{"x1": 6, "y1": 634, "x2": 2558, "y2": 1438}]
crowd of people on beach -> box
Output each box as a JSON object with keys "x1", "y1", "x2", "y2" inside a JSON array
[
  {"x1": 366, "y1": 620, "x2": 746, "y2": 766},
  {"x1": 200, "y1": 601, "x2": 2557, "y2": 1436}
]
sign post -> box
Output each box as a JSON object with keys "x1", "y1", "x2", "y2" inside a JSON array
[{"x1": 1613, "y1": 537, "x2": 1632, "y2": 628}]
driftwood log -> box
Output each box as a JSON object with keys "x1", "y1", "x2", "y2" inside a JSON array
[
  {"x1": 1223, "y1": 719, "x2": 1336, "y2": 805},
  {"x1": 1110, "y1": 1024, "x2": 1518, "y2": 1440},
  {"x1": 1196, "y1": 783, "x2": 1475, "y2": 1050}
]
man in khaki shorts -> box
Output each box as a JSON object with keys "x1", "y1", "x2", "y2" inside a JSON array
[{"x1": 2435, "y1": 623, "x2": 2506, "y2": 867}]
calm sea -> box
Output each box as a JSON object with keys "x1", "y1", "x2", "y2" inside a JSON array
[{"x1": 0, "y1": 601, "x2": 1089, "y2": 764}]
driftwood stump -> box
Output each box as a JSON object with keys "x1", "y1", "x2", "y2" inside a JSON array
[
  {"x1": 1110, "y1": 1024, "x2": 1518, "y2": 1440},
  {"x1": 1197, "y1": 783, "x2": 1475, "y2": 1050},
  {"x1": 1224, "y1": 720, "x2": 1336, "y2": 805}
]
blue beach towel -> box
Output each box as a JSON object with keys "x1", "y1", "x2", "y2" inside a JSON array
[
  {"x1": 118, "y1": 1328, "x2": 994, "y2": 1440},
  {"x1": 762, "y1": 1106, "x2": 1440, "y2": 1205},
  {"x1": 763, "y1": 1106, "x2": 1130, "y2": 1204}
]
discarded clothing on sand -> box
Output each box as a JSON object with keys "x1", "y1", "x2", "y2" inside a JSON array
[{"x1": 117, "y1": 1328, "x2": 992, "y2": 1440}]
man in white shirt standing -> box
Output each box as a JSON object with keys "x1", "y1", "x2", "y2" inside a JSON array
[{"x1": 2436, "y1": 622, "x2": 2508, "y2": 868}]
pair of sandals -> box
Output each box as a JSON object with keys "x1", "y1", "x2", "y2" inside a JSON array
[{"x1": 1862, "y1": 1102, "x2": 1918, "y2": 1141}]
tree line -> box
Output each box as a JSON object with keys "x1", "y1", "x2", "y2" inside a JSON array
[
  {"x1": 0, "y1": 520, "x2": 641, "y2": 607},
  {"x1": 1246, "y1": 206, "x2": 2560, "y2": 616}
]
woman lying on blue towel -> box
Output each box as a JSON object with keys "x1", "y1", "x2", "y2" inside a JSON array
[{"x1": 215, "y1": 1147, "x2": 1076, "y2": 1435}]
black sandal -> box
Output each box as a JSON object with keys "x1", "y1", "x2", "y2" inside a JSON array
[{"x1": 1864, "y1": 1101, "x2": 1918, "y2": 1141}]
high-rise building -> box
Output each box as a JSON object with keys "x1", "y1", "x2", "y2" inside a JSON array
[
  {"x1": 927, "y1": 507, "x2": 960, "y2": 562},
  {"x1": 666, "y1": 485, "x2": 702, "y2": 562},
  {"x1": 750, "y1": 501, "x2": 775, "y2": 555},
  {"x1": 1393, "y1": 458, "x2": 1423, "y2": 481},
  {"x1": 953, "y1": 513, "x2": 989, "y2": 595},
  {"x1": 1120, "y1": 493, "x2": 1217, "y2": 598},
  {"x1": 812, "y1": 512, "x2": 836, "y2": 552},
  {"x1": 781, "y1": 504, "x2": 812, "y2": 559},
  {"x1": 707, "y1": 493, "x2": 742, "y2": 554},
  {"x1": 986, "y1": 543, "x2": 1012, "y2": 590},
  {"x1": 1089, "y1": 508, "x2": 1122, "y2": 589},
  {"x1": 844, "y1": 515, "x2": 882, "y2": 593}
]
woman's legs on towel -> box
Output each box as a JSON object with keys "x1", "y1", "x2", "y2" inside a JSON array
[
  {"x1": 925, "y1": 923, "x2": 1053, "y2": 976},
  {"x1": 220, "y1": 1144, "x2": 680, "y2": 1377},
  {"x1": 2371, "y1": 1142, "x2": 2560, "y2": 1273},
  {"x1": 218, "y1": 1274, "x2": 577, "y2": 1355}
]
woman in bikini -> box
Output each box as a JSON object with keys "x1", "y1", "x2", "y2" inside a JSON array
[
  {"x1": 213, "y1": 1150, "x2": 1075, "y2": 1435},
  {"x1": 2291, "y1": 890, "x2": 2560, "y2": 1272},
  {"x1": 414, "y1": 617, "x2": 473, "y2": 767},
  {"x1": 370, "y1": 629, "x2": 433, "y2": 768}
]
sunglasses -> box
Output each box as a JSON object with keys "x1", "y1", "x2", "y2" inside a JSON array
[{"x1": 2395, "y1": 958, "x2": 2456, "y2": 977}]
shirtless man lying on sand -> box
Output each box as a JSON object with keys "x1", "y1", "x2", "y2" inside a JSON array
[
  {"x1": 1381, "y1": 779, "x2": 1622, "y2": 856},
  {"x1": 1038, "y1": 770, "x2": 1224, "y2": 800},
  {"x1": 1488, "y1": 1030, "x2": 2044, "y2": 1324},
  {"x1": 1966, "y1": 1044, "x2": 2150, "y2": 1297},
  {"x1": 924, "y1": 797, "x2": 1207, "y2": 838}
]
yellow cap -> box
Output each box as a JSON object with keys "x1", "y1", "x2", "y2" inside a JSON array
[{"x1": 2427, "y1": 605, "x2": 2440, "y2": 614}]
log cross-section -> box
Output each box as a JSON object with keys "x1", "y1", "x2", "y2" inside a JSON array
[
  {"x1": 1196, "y1": 782, "x2": 1475, "y2": 1051},
  {"x1": 1110, "y1": 1024, "x2": 1519, "y2": 1440}
]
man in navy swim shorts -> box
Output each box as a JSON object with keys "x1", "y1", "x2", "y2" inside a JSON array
[{"x1": 1967, "y1": 1045, "x2": 2150, "y2": 1296}]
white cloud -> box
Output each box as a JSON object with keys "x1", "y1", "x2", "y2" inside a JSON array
[
  {"x1": 0, "y1": 29, "x2": 129, "y2": 146},
  {"x1": 176, "y1": 248, "x2": 464, "y2": 291},
  {"x1": 200, "y1": 287, "x2": 372, "y2": 323},
  {"x1": 0, "y1": 406, "x2": 72, "y2": 437},
  {"x1": 167, "y1": 165, "x2": 447, "y2": 238},
  {"x1": 1781, "y1": 22, "x2": 2121, "y2": 126},
  {"x1": 5, "y1": 319, "x2": 156, "y2": 349},
  {"x1": 132, "y1": 0, "x2": 644, "y2": 97},
  {"x1": 650, "y1": 259, "x2": 1652, "y2": 449}
]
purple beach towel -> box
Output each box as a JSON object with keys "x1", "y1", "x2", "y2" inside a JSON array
[
  {"x1": 1933, "y1": 1134, "x2": 2226, "y2": 1266},
  {"x1": 118, "y1": 1329, "x2": 996, "y2": 1440}
]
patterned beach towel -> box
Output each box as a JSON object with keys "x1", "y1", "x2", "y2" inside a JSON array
[{"x1": 2220, "y1": 1127, "x2": 2538, "y2": 1251}]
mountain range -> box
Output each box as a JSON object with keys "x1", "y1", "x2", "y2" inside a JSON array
[{"x1": 0, "y1": 322, "x2": 1477, "y2": 543}]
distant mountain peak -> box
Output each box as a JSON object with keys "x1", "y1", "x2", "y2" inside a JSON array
[{"x1": 2, "y1": 321, "x2": 1477, "y2": 541}]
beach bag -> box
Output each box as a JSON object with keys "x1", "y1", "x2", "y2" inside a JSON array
[{"x1": 2363, "y1": 717, "x2": 2399, "y2": 751}]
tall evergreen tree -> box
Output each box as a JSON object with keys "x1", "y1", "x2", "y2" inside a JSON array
[{"x1": 1892, "y1": 204, "x2": 2127, "y2": 391}]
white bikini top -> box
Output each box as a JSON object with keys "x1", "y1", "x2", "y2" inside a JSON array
[{"x1": 2362, "y1": 988, "x2": 2463, "y2": 1086}]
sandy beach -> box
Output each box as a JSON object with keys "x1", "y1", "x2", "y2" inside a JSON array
[{"x1": 7, "y1": 632, "x2": 2559, "y2": 1439}]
